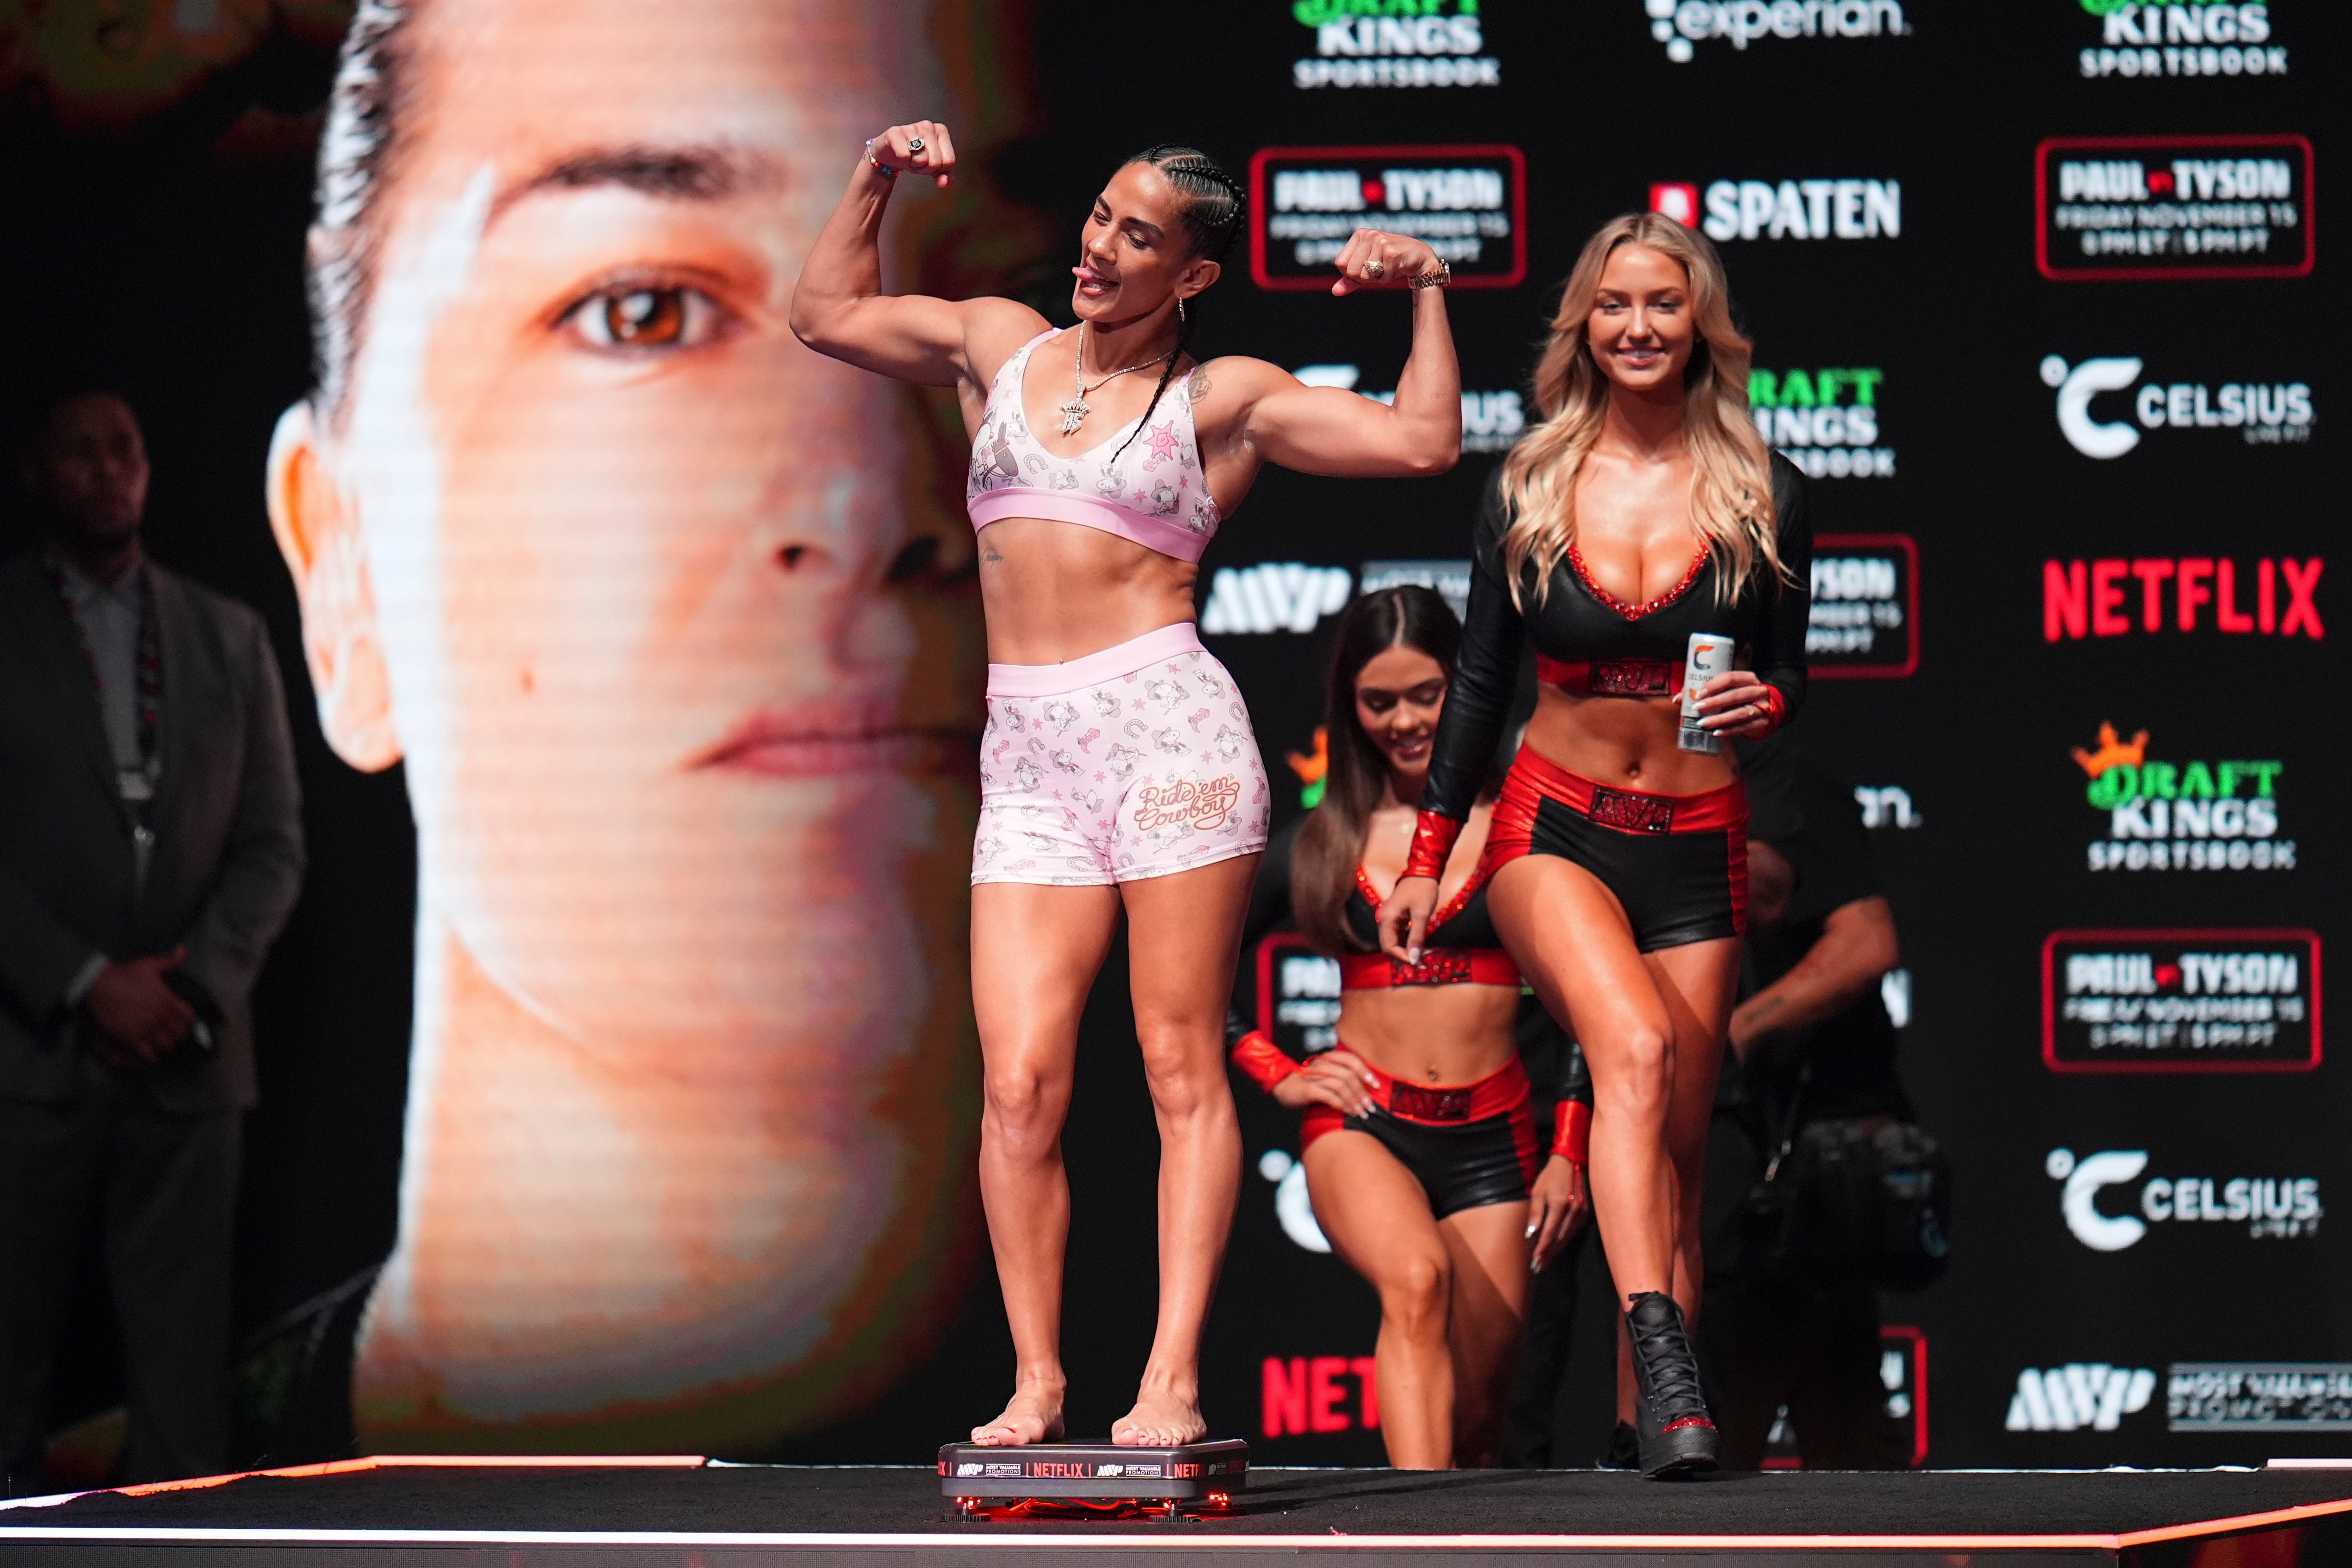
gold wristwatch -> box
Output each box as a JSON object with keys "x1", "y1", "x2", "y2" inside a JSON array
[{"x1": 1408, "y1": 258, "x2": 1452, "y2": 290}]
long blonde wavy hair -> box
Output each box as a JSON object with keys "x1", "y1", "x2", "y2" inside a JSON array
[{"x1": 1498, "y1": 213, "x2": 1783, "y2": 607}]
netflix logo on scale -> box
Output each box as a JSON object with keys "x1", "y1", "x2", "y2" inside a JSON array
[{"x1": 2043, "y1": 556, "x2": 2322, "y2": 641}]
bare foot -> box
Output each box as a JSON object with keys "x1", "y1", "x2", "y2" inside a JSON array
[
  {"x1": 1112, "y1": 1385, "x2": 1205, "y2": 1447},
  {"x1": 970, "y1": 1384, "x2": 1065, "y2": 1447}
]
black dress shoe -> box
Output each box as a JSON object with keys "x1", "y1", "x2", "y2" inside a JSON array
[{"x1": 1623, "y1": 1292, "x2": 1718, "y2": 1480}]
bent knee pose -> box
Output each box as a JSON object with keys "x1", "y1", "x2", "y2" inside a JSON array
[
  {"x1": 794, "y1": 126, "x2": 1460, "y2": 1447},
  {"x1": 1229, "y1": 589, "x2": 1590, "y2": 1469},
  {"x1": 1377, "y1": 214, "x2": 1810, "y2": 1479}
]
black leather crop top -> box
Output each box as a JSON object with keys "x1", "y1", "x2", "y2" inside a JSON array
[{"x1": 1419, "y1": 452, "x2": 1812, "y2": 824}]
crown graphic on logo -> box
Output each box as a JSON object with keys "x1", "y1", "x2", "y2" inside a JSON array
[{"x1": 2071, "y1": 722, "x2": 2149, "y2": 780}]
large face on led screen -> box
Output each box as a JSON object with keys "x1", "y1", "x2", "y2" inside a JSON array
[{"x1": 267, "y1": 0, "x2": 987, "y2": 1450}]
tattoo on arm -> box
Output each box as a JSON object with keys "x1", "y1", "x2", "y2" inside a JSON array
[
  {"x1": 1187, "y1": 367, "x2": 1211, "y2": 404},
  {"x1": 981, "y1": 545, "x2": 1003, "y2": 564}
]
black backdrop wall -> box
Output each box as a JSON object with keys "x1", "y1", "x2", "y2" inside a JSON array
[{"x1": 2, "y1": 0, "x2": 2342, "y2": 1473}]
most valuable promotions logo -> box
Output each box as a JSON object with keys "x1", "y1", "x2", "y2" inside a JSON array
[
  {"x1": 1289, "y1": 0, "x2": 1498, "y2": 89},
  {"x1": 2036, "y1": 135, "x2": 2313, "y2": 281},
  {"x1": 1641, "y1": 0, "x2": 1908, "y2": 63},
  {"x1": 2074, "y1": 0, "x2": 2287, "y2": 79},
  {"x1": 2070, "y1": 725, "x2": 2293, "y2": 873}
]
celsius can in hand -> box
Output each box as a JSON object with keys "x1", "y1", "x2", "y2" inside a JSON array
[{"x1": 1678, "y1": 632, "x2": 1735, "y2": 755}]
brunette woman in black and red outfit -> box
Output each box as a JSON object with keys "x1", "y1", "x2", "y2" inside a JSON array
[
  {"x1": 1378, "y1": 214, "x2": 1810, "y2": 1478},
  {"x1": 1232, "y1": 586, "x2": 1591, "y2": 1469}
]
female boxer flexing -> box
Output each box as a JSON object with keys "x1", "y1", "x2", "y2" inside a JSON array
[
  {"x1": 793, "y1": 125, "x2": 1459, "y2": 1447},
  {"x1": 1231, "y1": 587, "x2": 1590, "y2": 1468},
  {"x1": 1377, "y1": 214, "x2": 1808, "y2": 1478}
]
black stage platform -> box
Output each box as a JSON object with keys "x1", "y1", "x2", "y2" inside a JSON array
[{"x1": 6, "y1": 1456, "x2": 2352, "y2": 1565}]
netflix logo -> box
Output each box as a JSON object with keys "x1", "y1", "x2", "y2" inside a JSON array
[
  {"x1": 1262, "y1": 1355, "x2": 1379, "y2": 1436},
  {"x1": 2043, "y1": 557, "x2": 2323, "y2": 641}
]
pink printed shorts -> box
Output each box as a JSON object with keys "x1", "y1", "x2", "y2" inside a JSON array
[{"x1": 973, "y1": 622, "x2": 1272, "y2": 887}]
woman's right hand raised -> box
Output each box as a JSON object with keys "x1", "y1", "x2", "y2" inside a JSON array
[
  {"x1": 1270, "y1": 1045, "x2": 1382, "y2": 1116},
  {"x1": 1376, "y1": 876, "x2": 1441, "y2": 967},
  {"x1": 867, "y1": 121, "x2": 957, "y2": 188}
]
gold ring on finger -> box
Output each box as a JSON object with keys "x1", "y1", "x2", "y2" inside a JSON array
[{"x1": 1364, "y1": 258, "x2": 1387, "y2": 279}]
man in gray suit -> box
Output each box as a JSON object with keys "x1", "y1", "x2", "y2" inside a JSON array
[{"x1": 0, "y1": 389, "x2": 305, "y2": 1491}]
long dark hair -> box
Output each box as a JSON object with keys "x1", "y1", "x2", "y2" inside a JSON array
[
  {"x1": 1108, "y1": 145, "x2": 1244, "y2": 462},
  {"x1": 1291, "y1": 586, "x2": 1463, "y2": 956}
]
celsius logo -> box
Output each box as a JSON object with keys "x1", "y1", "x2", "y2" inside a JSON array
[
  {"x1": 2045, "y1": 1147, "x2": 2321, "y2": 1251},
  {"x1": 2071, "y1": 725, "x2": 2292, "y2": 873},
  {"x1": 1292, "y1": 364, "x2": 1525, "y2": 454},
  {"x1": 2007, "y1": 1364, "x2": 2157, "y2": 1433},
  {"x1": 1672, "y1": 179, "x2": 1901, "y2": 242},
  {"x1": 1201, "y1": 563, "x2": 1353, "y2": 636},
  {"x1": 1290, "y1": 0, "x2": 1498, "y2": 90},
  {"x1": 1750, "y1": 367, "x2": 1893, "y2": 478},
  {"x1": 1644, "y1": 0, "x2": 1907, "y2": 62},
  {"x1": 2077, "y1": 0, "x2": 2285, "y2": 79},
  {"x1": 1258, "y1": 1148, "x2": 1332, "y2": 1253},
  {"x1": 2039, "y1": 356, "x2": 2312, "y2": 458}
]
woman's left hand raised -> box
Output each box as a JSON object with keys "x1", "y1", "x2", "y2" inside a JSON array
[
  {"x1": 1691, "y1": 669, "x2": 1783, "y2": 740},
  {"x1": 1329, "y1": 229, "x2": 1444, "y2": 297}
]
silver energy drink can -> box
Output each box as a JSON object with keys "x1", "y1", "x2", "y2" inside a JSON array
[{"x1": 1678, "y1": 632, "x2": 1736, "y2": 754}]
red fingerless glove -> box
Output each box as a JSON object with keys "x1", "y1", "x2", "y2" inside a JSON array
[
  {"x1": 1757, "y1": 684, "x2": 1787, "y2": 734},
  {"x1": 1403, "y1": 812, "x2": 1463, "y2": 884},
  {"x1": 1231, "y1": 1030, "x2": 1301, "y2": 1095},
  {"x1": 1552, "y1": 1099, "x2": 1592, "y2": 1166}
]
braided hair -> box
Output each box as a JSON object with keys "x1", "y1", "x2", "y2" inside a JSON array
[{"x1": 1109, "y1": 145, "x2": 1245, "y2": 462}]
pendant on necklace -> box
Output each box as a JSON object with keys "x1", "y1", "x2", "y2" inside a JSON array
[{"x1": 1058, "y1": 396, "x2": 1090, "y2": 435}]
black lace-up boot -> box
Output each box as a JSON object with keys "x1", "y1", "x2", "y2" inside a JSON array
[{"x1": 1623, "y1": 1291, "x2": 1717, "y2": 1479}]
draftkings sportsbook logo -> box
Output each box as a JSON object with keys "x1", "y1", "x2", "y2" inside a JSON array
[
  {"x1": 2071, "y1": 725, "x2": 2291, "y2": 873},
  {"x1": 1750, "y1": 367, "x2": 1893, "y2": 478},
  {"x1": 2043, "y1": 930, "x2": 2318, "y2": 1071},
  {"x1": 2041, "y1": 354, "x2": 2311, "y2": 458},
  {"x1": 2075, "y1": 0, "x2": 2286, "y2": 79},
  {"x1": 1290, "y1": 1, "x2": 1498, "y2": 89},
  {"x1": 2045, "y1": 1146, "x2": 2322, "y2": 1250},
  {"x1": 1643, "y1": 0, "x2": 1908, "y2": 62}
]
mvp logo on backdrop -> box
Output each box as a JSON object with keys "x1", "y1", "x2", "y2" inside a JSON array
[
  {"x1": 2043, "y1": 930, "x2": 2319, "y2": 1072},
  {"x1": 1253, "y1": 146, "x2": 1525, "y2": 287},
  {"x1": 2074, "y1": 0, "x2": 2287, "y2": 79},
  {"x1": 1642, "y1": 0, "x2": 1908, "y2": 63},
  {"x1": 2069, "y1": 726, "x2": 2293, "y2": 874},
  {"x1": 2037, "y1": 134, "x2": 2313, "y2": 280},
  {"x1": 1288, "y1": 3, "x2": 1499, "y2": 90},
  {"x1": 2044, "y1": 1146, "x2": 2323, "y2": 1251},
  {"x1": 2007, "y1": 1364, "x2": 2158, "y2": 1433},
  {"x1": 2040, "y1": 354, "x2": 2313, "y2": 458}
]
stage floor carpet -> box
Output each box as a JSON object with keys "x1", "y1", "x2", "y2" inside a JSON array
[{"x1": 6, "y1": 1456, "x2": 2352, "y2": 1564}]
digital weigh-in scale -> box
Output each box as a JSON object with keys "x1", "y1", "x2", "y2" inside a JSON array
[{"x1": 937, "y1": 1439, "x2": 1248, "y2": 1517}]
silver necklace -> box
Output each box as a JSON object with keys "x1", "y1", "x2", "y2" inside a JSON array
[{"x1": 1059, "y1": 324, "x2": 1174, "y2": 435}]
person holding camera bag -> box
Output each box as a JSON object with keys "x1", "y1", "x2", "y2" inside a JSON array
[{"x1": 1706, "y1": 733, "x2": 1939, "y2": 1472}]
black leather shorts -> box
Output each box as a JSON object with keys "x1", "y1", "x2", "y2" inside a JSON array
[{"x1": 1308, "y1": 1102, "x2": 1539, "y2": 1220}]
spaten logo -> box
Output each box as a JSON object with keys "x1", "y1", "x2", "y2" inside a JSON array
[{"x1": 1687, "y1": 179, "x2": 1901, "y2": 242}]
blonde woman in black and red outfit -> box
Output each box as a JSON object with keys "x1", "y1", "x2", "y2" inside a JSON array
[
  {"x1": 1377, "y1": 214, "x2": 1810, "y2": 1478},
  {"x1": 1232, "y1": 587, "x2": 1591, "y2": 1469}
]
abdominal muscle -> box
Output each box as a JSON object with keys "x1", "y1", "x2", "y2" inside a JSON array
[
  {"x1": 976, "y1": 517, "x2": 1202, "y2": 665},
  {"x1": 1333, "y1": 984, "x2": 1520, "y2": 1088},
  {"x1": 1522, "y1": 686, "x2": 1740, "y2": 797}
]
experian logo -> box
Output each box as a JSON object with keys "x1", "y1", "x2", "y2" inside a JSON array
[{"x1": 1644, "y1": 0, "x2": 1909, "y2": 62}]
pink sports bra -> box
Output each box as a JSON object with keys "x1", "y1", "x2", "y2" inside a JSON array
[{"x1": 967, "y1": 330, "x2": 1223, "y2": 563}]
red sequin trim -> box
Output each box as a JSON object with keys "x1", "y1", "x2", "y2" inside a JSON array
[
  {"x1": 1661, "y1": 1417, "x2": 1717, "y2": 1435},
  {"x1": 1566, "y1": 542, "x2": 1711, "y2": 622}
]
